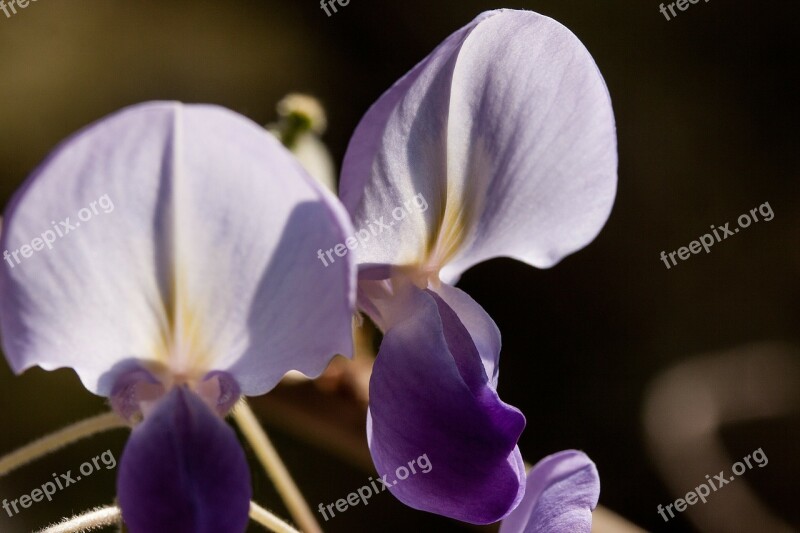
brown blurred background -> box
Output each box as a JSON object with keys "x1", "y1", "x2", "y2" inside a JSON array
[{"x1": 0, "y1": 1, "x2": 798, "y2": 532}]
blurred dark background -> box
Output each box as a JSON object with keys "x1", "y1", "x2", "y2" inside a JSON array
[{"x1": 0, "y1": 1, "x2": 798, "y2": 532}]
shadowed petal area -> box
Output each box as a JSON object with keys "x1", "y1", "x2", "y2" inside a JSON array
[
  {"x1": 117, "y1": 386, "x2": 251, "y2": 533},
  {"x1": 0, "y1": 101, "x2": 355, "y2": 395},
  {"x1": 367, "y1": 286, "x2": 525, "y2": 524},
  {"x1": 339, "y1": 9, "x2": 616, "y2": 281},
  {"x1": 432, "y1": 282, "x2": 501, "y2": 388},
  {"x1": 499, "y1": 450, "x2": 600, "y2": 533}
]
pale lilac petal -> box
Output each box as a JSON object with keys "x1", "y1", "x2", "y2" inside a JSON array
[
  {"x1": 500, "y1": 450, "x2": 600, "y2": 533},
  {"x1": 340, "y1": 9, "x2": 617, "y2": 281},
  {"x1": 0, "y1": 102, "x2": 355, "y2": 395},
  {"x1": 367, "y1": 285, "x2": 525, "y2": 524},
  {"x1": 339, "y1": 12, "x2": 495, "y2": 267},
  {"x1": 291, "y1": 133, "x2": 337, "y2": 193}
]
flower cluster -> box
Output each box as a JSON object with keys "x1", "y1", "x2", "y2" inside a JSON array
[{"x1": 0, "y1": 9, "x2": 616, "y2": 533}]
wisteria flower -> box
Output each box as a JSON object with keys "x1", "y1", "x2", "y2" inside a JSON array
[
  {"x1": 0, "y1": 102, "x2": 355, "y2": 531},
  {"x1": 339, "y1": 8, "x2": 617, "y2": 525},
  {"x1": 500, "y1": 451, "x2": 600, "y2": 533}
]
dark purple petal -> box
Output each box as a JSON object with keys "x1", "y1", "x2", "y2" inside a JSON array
[
  {"x1": 118, "y1": 386, "x2": 251, "y2": 533},
  {"x1": 500, "y1": 450, "x2": 600, "y2": 533},
  {"x1": 367, "y1": 286, "x2": 525, "y2": 524}
]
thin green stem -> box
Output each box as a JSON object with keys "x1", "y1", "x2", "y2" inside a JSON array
[
  {"x1": 250, "y1": 501, "x2": 301, "y2": 533},
  {"x1": 36, "y1": 505, "x2": 121, "y2": 533},
  {"x1": 0, "y1": 412, "x2": 128, "y2": 476},
  {"x1": 233, "y1": 400, "x2": 322, "y2": 533}
]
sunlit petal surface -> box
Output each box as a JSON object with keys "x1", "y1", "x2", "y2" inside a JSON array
[
  {"x1": 0, "y1": 102, "x2": 355, "y2": 395},
  {"x1": 340, "y1": 9, "x2": 617, "y2": 283}
]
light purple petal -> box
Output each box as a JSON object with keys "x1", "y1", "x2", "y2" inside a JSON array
[
  {"x1": 367, "y1": 285, "x2": 525, "y2": 524},
  {"x1": 340, "y1": 9, "x2": 617, "y2": 282},
  {"x1": 0, "y1": 102, "x2": 355, "y2": 395},
  {"x1": 109, "y1": 366, "x2": 166, "y2": 423},
  {"x1": 117, "y1": 386, "x2": 251, "y2": 533},
  {"x1": 500, "y1": 450, "x2": 600, "y2": 533},
  {"x1": 339, "y1": 13, "x2": 494, "y2": 268},
  {"x1": 432, "y1": 282, "x2": 501, "y2": 388}
]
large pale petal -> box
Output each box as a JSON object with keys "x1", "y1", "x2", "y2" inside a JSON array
[
  {"x1": 340, "y1": 9, "x2": 617, "y2": 281},
  {"x1": 499, "y1": 450, "x2": 600, "y2": 533},
  {"x1": 367, "y1": 286, "x2": 525, "y2": 524},
  {"x1": 0, "y1": 102, "x2": 355, "y2": 395},
  {"x1": 339, "y1": 12, "x2": 494, "y2": 267},
  {"x1": 117, "y1": 386, "x2": 251, "y2": 533}
]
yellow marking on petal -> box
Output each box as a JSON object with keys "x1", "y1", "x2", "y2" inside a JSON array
[
  {"x1": 430, "y1": 194, "x2": 469, "y2": 267},
  {"x1": 172, "y1": 268, "x2": 214, "y2": 378},
  {"x1": 147, "y1": 105, "x2": 214, "y2": 386},
  {"x1": 415, "y1": 187, "x2": 475, "y2": 283},
  {"x1": 416, "y1": 137, "x2": 490, "y2": 279},
  {"x1": 150, "y1": 263, "x2": 214, "y2": 384}
]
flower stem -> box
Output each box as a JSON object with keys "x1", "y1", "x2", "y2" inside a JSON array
[
  {"x1": 233, "y1": 400, "x2": 322, "y2": 533},
  {"x1": 0, "y1": 412, "x2": 128, "y2": 476},
  {"x1": 36, "y1": 505, "x2": 121, "y2": 533},
  {"x1": 250, "y1": 501, "x2": 301, "y2": 533}
]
